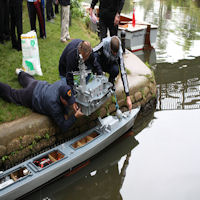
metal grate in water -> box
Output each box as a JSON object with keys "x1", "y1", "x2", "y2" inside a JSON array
[{"x1": 156, "y1": 84, "x2": 200, "y2": 111}]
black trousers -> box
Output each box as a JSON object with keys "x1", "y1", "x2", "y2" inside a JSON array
[
  {"x1": 27, "y1": 1, "x2": 45, "y2": 38},
  {"x1": 99, "y1": 16, "x2": 118, "y2": 41},
  {"x1": 0, "y1": 72, "x2": 38, "y2": 108},
  {"x1": 93, "y1": 52, "x2": 119, "y2": 84},
  {"x1": 0, "y1": 0, "x2": 9, "y2": 43},
  {"x1": 46, "y1": 0, "x2": 54, "y2": 20},
  {"x1": 9, "y1": 0, "x2": 23, "y2": 50}
]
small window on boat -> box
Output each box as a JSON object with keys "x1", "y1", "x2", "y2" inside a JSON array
[
  {"x1": 72, "y1": 132, "x2": 99, "y2": 149},
  {"x1": 33, "y1": 150, "x2": 64, "y2": 169},
  {"x1": 0, "y1": 167, "x2": 30, "y2": 190}
]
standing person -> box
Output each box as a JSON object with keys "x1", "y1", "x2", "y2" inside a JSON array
[
  {"x1": 89, "y1": 0, "x2": 125, "y2": 40},
  {"x1": 9, "y1": 0, "x2": 23, "y2": 51},
  {"x1": 59, "y1": 0, "x2": 71, "y2": 43},
  {"x1": 27, "y1": 0, "x2": 46, "y2": 39},
  {"x1": 46, "y1": 0, "x2": 55, "y2": 21},
  {"x1": 93, "y1": 36, "x2": 132, "y2": 110},
  {"x1": 0, "y1": 0, "x2": 6, "y2": 44},
  {"x1": 59, "y1": 39, "x2": 102, "y2": 83},
  {"x1": 0, "y1": 70, "x2": 83, "y2": 133},
  {"x1": 0, "y1": 0, "x2": 10, "y2": 44},
  {"x1": 54, "y1": 0, "x2": 59, "y2": 14}
]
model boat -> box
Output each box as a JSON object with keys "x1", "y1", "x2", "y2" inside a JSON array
[
  {"x1": 73, "y1": 54, "x2": 113, "y2": 116},
  {"x1": 0, "y1": 107, "x2": 140, "y2": 200},
  {"x1": 23, "y1": 130, "x2": 139, "y2": 199}
]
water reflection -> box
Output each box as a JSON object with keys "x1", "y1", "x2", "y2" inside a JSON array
[
  {"x1": 121, "y1": 0, "x2": 200, "y2": 62},
  {"x1": 133, "y1": 48, "x2": 157, "y2": 65},
  {"x1": 155, "y1": 56, "x2": 200, "y2": 110},
  {"x1": 22, "y1": 134, "x2": 139, "y2": 200}
]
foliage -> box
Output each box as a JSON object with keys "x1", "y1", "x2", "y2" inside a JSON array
[
  {"x1": 85, "y1": 14, "x2": 90, "y2": 28},
  {"x1": 71, "y1": 0, "x2": 84, "y2": 18}
]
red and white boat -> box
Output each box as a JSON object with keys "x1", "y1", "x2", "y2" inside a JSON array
[
  {"x1": 82, "y1": 3, "x2": 158, "y2": 52},
  {"x1": 118, "y1": 14, "x2": 158, "y2": 52}
]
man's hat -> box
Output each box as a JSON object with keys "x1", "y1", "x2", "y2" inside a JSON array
[{"x1": 59, "y1": 85, "x2": 75, "y2": 105}]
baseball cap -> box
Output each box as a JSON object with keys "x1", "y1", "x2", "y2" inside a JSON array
[{"x1": 59, "y1": 85, "x2": 75, "y2": 105}]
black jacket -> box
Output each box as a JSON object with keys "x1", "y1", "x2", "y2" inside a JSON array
[
  {"x1": 91, "y1": 0, "x2": 125, "y2": 19},
  {"x1": 59, "y1": 39, "x2": 102, "y2": 78},
  {"x1": 58, "y1": 0, "x2": 70, "y2": 6}
]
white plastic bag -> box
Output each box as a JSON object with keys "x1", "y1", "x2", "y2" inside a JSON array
[{"x1": 21, "y1": 31, "x2": 43, "y2": 76}]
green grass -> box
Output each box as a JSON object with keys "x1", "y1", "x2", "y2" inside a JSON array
[{"x1": 0, "y1": 2, "x2": 100, "y2": 124}]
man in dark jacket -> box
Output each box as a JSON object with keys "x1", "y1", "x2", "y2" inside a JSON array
[
  {"x1": 0, "y1": 70, "x2": 83, "y2": 133},
  {"x1": 59, "y1": 39, "x2": 102, "y2": 83},
  {"x1": 89, "y1": 0, "x2": 125, "y2": 40}
]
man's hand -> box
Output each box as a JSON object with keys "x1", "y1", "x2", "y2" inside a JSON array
[
  {"x1": 72, "y1": 103, "x2": 79, "y2": 112},
  {"x1": 75, "y1": 108, "x2": 84, "y2": 118},
  {"x1": 89, "y1": 8, "x2": 93, "y2": 17},
  {"x1": 126, "y1": 96, "x2": 132, "y2": 111},
  {"x1": 114, "y1": 13, "x2": 120, "y2": 26}
]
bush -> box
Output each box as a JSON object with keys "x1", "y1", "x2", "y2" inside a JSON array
[{"x1": 71, "y1": 0, "x2": 84, "y2": 18}]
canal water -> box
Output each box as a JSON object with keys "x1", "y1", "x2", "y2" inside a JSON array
[{"x1": 22, "y1": 0, "x2": 200, "y2": 199}]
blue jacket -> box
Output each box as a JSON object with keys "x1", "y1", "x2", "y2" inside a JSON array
[
  {"x1": 59, "y1": 39, "x2": 102, "y2": 77},
  {"x1": 32, "y1": 79, "x2": 76, "y2": 133}
]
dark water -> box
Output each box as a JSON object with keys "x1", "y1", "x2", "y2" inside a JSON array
[{"x1": 22, "y1": 0, "x2": 200, "y2": 199}]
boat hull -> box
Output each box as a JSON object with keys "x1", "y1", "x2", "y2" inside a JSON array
[
  {"x1": 118, "y1": 25, "x2": 158, "y2": 52},
  {"x1": 0, "y1": 107, "x2": 140, "y2": 200}
]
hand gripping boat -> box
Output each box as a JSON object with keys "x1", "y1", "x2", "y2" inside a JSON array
[{"x1": 0, "y1": 107, "x2": 140, "y2": 200}]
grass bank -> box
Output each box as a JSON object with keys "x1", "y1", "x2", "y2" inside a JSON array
[{"x1": 0, "y1": 2, "x2": 99, "y2": 124}]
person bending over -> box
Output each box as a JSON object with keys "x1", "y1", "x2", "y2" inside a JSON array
[
  {"x1": 58, "y1": 39, "x2": 103, "y2": 84},
  {"x1": 93, "y1": 36, "x2": 132, "y2": 110}
]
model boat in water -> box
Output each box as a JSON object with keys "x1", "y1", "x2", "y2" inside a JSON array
[{"x1": 0, "y1": 107, "x2": 140, "y2": 200}]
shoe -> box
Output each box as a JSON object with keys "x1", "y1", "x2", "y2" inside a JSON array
[
  {"x1": 47, "y1": 19, "x2": 54, "y2": 23},
  {"x1": 60, "y1": 39, "x2": 68, "y2": 43},
  {"x1": 15, "y1": 68, "x2": 23, "y2": 75}
]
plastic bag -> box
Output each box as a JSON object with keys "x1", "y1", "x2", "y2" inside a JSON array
[{"x1": 21, "y1": 30, "x2": 43, "y2": 76}]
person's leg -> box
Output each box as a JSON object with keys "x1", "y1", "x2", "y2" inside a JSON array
[
  {"x1": 27, "y1": 2, "x2": 37, "y2": 32},
  {"x1": 99, "y1": 17, "x2": 107, "y2": 40},
  {"x1": 46, "y1": 0, "x2": 51, "y2": 20},
  {"x1": 0, "y1": 73, "x2": 38, "y2": 108},
  {"x1": 10, "y1": 1, "x2": 19, "y2": 49},
  {"x1": 18, "y1": 71, "x2": 37, "y2": 88},
  {"x1": 0, "y1": 82, "x2": 32, "y2": 107},
  {"x1": 16, "y1": 0, "x2": 23, "y2": 50},
  {"x1": 35, "y1": 1, "x2": 45, "y2": 38},
  {"x1": 0, "y1": 0, "x2": 5, "y2": 43},
  {"x1": 102, "y1": 63, "x2": 119, "y2": 84},
  {"x1": 55, "y1": 3, "x2": 59, "y2": 14},
  {"x1": 60, "y1": 5, "x2": 70, "y2": 41},
  {"x1": 4, "y1": 0, "x2": 10, "y2": 41},
  {"x1": 50, "y1": 0, "x2": 54, "y2": 18},
  {"x1": 108, "y1": 18, "x2": 118, "y2": 37}
]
